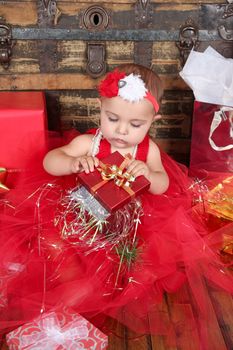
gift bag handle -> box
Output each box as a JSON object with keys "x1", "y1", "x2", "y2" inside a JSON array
[{"x1": 209, "y1": 107, "x2": 233, "y2": 151}]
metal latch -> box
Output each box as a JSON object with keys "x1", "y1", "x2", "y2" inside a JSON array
[
  {"x1": 0, "y1": 21, "x2": 14, "y2": 69},
  {"x1": 86, "y1": 43, "x2": 106, "y2": 78}
]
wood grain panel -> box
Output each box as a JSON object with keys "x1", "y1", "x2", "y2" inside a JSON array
[
  {"x1": 57, "y1": 41, "x2": 134, "y2": 71},
  {"x1": 0, "y1": 2, "x2": 37, "y2": 25},
  {"x1": 0, "y1": 41, "x2": 40, "y2": 74},
  {"x1": 209, "y1": 289, "x2": 233, "y2": 350},
  {"x1": 0, "y1": 73, "x2": 189, "y2": 90}
]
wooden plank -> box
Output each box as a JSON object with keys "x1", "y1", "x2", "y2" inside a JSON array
[
  {"x1": 170, "y1": 282, "x2": 228, "y2": 350},
  {"x1": 0, "y1": 73, "x2": 96, "y2": 90},
  {"x1": 57, "y1": 41, "x2": 134, "y2": 70},
  {"x1": 149, "y1": 296, "x2": 178, "y2": 350},
  {"x1": 56, "y1": 0, "x2": 225, "y2": 3},
  {"x1": 150, "y1": 335, "x2": 169, "y2": 350},
  {"x1": 209, "y1": 288, "x2": 233, "y2": 350},
  {"x1": 127, "y1": 330, "x2": 151, "y2": 350},
  {"x1": 105, "y1": 317, "x2": 127, "y2": 350},
  {"x1": 0, "y1": 73, "x2": 189, "y2": 91},
  {"x1": 0, "y1": 1, "x2": 225, "y2": 29},
  {"x1": 57, "y1": 0, "x2": 225, "y2": 3},
  {"x1": 106, "y1": 41, "x2": 134, "y2": 66},
  {"x1": 0, "y1": 40, "x2": 40, "y2": 74},
  {"x1": 155, "y1": 138, "x2": 191, "y2": 153},
  {"x1": 166, "y1": 285, "x2": 201, "y2": 350},
  {"x1": 2, "y1": 39, "x2": 194, "y2": 77},
  {"x1": 150, "y1": 115, "x2": 192, "y2": 139},
  {"x1": 57, "y1": 41, "x2": 86, "y2": 71},
  {"x1": 0, "y1": 2, "x2": 37, "y2": 25}
]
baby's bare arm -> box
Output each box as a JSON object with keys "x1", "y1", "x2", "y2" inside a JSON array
[{"x1": 43, "y1": 134, "x2": 98, "y2": 176}]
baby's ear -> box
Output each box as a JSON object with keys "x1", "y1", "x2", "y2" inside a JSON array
[{"x1": 153, "y1": 114, "x2": 162, "y2": 121}]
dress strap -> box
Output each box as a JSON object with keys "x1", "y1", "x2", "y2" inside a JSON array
[
  {"x1": 136, "y1": 134, "x2": 150, "y2": 162},
  {"x1": 87, "y1": 128, "x2": 111, "y2": 159},
  {"x1": 90, "y1": 128, "x2": 103, "y2": 156}
]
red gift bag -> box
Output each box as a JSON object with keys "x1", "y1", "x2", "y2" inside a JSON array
[{"x1": 189, "y1": 101, "x2": 233, "y2": 177}]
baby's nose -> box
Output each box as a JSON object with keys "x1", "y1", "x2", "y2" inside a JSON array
[{"x1": 116, "y1": 123, "x2": 128, "y2": 135}]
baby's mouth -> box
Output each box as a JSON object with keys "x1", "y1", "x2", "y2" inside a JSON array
[{"x1": 112, "y1": 138, "x2": 127, "y2": 144}]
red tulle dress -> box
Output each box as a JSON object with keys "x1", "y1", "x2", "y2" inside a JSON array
[{"x1": 0, "y1": 130, "x2": 232, "y2": 348}]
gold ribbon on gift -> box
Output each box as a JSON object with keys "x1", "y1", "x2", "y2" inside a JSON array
[
  {"x1": 91, "y1": 154, "x2": 135, "y2": 197},
  {"x1": 0, "y1": 167, "x2": 9, "y2": 193}
]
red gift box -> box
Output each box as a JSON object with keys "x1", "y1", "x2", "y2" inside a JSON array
[
  {"x1": 77, "y1": 151, "x2": 151, "y2": 212},
  {"x1": 0, "y1": 91, "x2": 47, "y2": 169},
  {"x1": 6, "y1": 306, "x2": 108, "y2": 350}
]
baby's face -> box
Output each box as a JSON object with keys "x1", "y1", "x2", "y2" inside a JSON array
[{"x1": 99, "y1": 96, "x2": 156, "y2": 150}]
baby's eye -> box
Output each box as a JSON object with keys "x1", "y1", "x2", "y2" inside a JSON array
[
  {"x1": 108, "y1": 117, "x2": 118, "y2": 122},
  {"x1": 131, "y1": 123, "x2": 141, "y2": 128}
]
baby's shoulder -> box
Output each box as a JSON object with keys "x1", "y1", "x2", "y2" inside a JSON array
[
  {"x1": 148, "y1": 137, "x2": 160, "y2": 152},
  {"x1": 70, "y1": 133, "x2": 93, "y2": 145},
  {"x1": 65, "y1": 133, "x2": 94, "y2": 155}
]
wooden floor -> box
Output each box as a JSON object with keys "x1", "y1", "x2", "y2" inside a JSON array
[
  {"x1": 105, "y1": 285, "x2": 233, "y2": 350},
  {"x1": 1, "y1": 283, "x2": 232, "y2": 350}
]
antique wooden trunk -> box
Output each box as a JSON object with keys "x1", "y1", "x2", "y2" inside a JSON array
[{"x1": 0, "y1": 0, "x2": 232, "y2": 164}]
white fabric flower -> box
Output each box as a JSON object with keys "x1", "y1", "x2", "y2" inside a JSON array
[{"x1": 118, "y1": 74, "x2": 148, "y2": 102}]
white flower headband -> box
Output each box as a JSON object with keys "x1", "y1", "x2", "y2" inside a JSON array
[{"x1": 98, "y1": 69, "x2": 160, "y2": 113}]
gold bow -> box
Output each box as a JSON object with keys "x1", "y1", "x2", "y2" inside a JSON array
[
  {"x1": 92, "y1": 154, "x2": 135, "y2": 196},
  {"x1": 0, "y1": 167, "x2": 9, "y2": 193}
]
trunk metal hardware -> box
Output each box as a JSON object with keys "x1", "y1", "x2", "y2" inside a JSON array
[
  {"x1": 86, "y1": 43, "x2": 106, "y2": 78},
  {"x1": 176, "y1": 19, "x2": 199, "y2": 66},
  {"x1": 218, "y1": 0, "x2": 233, "y2": 41},
  {"x1": 0, "y1": 20, "x2": 14, "y2": 69},
  {"x1": 79, "y1": 5, "x2": 110, "y2": 31}
]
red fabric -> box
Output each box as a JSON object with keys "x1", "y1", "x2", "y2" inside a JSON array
[
  {"x1": 98, "y1": 69, "x2": 126, "y2": 97},
  {"x1": 0, "y1": 129, "x2": 232, "y2": 349}
]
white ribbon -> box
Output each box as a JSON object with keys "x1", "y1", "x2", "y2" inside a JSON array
[
  {"x1": 19, "y1": 313, "x2": 89, "y2": 349},
  {"x1": 209, "y1": 106, "x2": 233, "y2": 151}
]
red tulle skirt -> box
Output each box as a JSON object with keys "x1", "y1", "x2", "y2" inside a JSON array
[{"x1": 0, "y1": 131, "x2": 232, "y2": 349}]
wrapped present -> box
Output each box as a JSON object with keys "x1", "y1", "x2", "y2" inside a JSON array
[
  {"x1": 6, "y1": 306, "x2": 108, "y2": 350},
  {"x1": 56, "y1": 151, "x2": 148, "y2": 247},
  {"x1": 77, "y1": 151, "x2": 151, "y2": 214},
  {"x1": 204, "y1": 176, "x2": 233, "y2": 221},
  {"x1": 191, "y1": 175, "x2": 233, "y2": 233},
  {"x1": 0, "y1": 91, "x2": 47, "y2": 169}
]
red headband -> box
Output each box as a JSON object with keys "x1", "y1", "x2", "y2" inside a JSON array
[{"x1": 98, "y1": 70, "x2": 160, "y2": 113}]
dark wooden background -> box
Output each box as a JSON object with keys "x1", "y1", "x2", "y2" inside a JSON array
[{"x1": 0, "y1": 0, "x2": 232, "y2": 165}]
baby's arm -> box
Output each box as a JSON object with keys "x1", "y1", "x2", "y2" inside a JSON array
[
  {"x1": 43, "y1": 134, "x2": 99, "y2": 176},
  {"x1": 127, "y1": 139, "x2": 169, "y2": 195}
]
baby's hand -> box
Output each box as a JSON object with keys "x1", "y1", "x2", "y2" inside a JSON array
[
  {"x1": 126, "y1": 159, "x2": 150, "y2": 179},
  {"x1": 71, "y1": 156, "x2": 99, "y2": 174}
]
